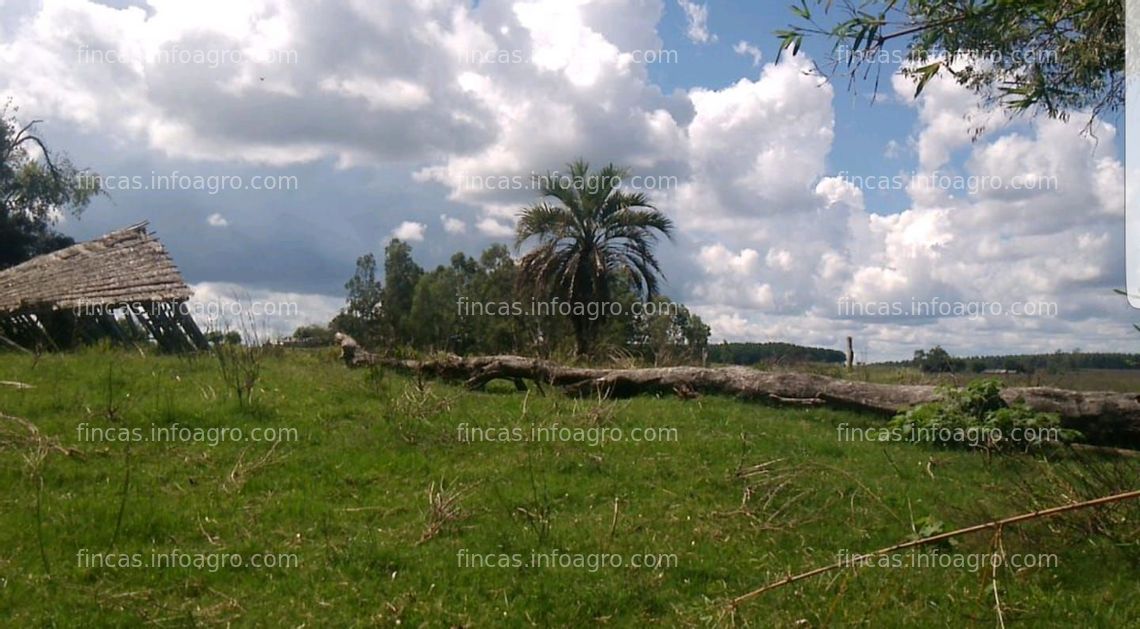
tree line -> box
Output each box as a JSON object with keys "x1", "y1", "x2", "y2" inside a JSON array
[
  {"x1": 907, "y1": 346, "x2": 1140, "y2": 374},
  {"x1": 296, "y1": 236, "x2": 711, "y2": 364},
  {"x1": 293, "y1": 160, "x2": 712, "y2": 363},
  {"x1": 707, "y1": 342, "x2": 846, "y2": 366}
]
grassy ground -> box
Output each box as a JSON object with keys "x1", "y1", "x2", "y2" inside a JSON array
[{"x1": 0, "y1": 348, "x2": 1138, "y2": 626}]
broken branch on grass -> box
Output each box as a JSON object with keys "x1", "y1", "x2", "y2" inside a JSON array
[
  {"x1": 0, "y1": 411, "x2": 81, "y2": 457},
  {"x1": 768, "y1": 393, "x2": 825, "y2": 406},
  {"x1": 224, "y1": 441, "x2": 285, "y2": 493},
  {"x1": 729, "y1": 488, "x2": 1140, "y2": 610},
  {"x1": 609, "y1": 496, "x2": 620, "y2": 539}
]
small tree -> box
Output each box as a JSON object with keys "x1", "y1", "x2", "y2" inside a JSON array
[
  {"x1": 336, "y1": 253, "x2": 384, "y2": 346},
  {"x1": 378, "y1": 239, "x2": 424, "y2": 347},
  {"x1": 914, "y1": 345, "x2": 962, "y2": 373},
  {"x1": 408, "y1": 265, "x2": 464, "y2": 352},
  {"x1": 635, "y1": 297, "x2": 710, "y2": 366}
]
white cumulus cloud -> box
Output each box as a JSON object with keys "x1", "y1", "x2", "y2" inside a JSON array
[
  {"x1": 441, "y1": 214, "x2": 467, "y2": 234},
  {"x1": 676, "y1": 0, "x2": 715, "y2": 44},
  {"x1": 391, "y1": 220, "x2": 426, "y2": 242},
  {"x1": 733, "y1": 40, "x2": 762, "y2": 66}
]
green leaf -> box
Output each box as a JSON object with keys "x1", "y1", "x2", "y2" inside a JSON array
[{"x1": 913, "y1": 62, "x2": 942, "y2": 97}]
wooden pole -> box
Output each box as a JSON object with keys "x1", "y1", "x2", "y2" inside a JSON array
[{"x1": 846, "y1": 336, "x2": 854, "y2": 369}]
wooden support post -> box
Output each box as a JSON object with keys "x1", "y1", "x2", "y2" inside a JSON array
[
  {"x1": 14, "y1": 315, "x2": 44, "y2": 349},
  {"x1": 72, "y1": 312, "x2": 103, "y2": 345},
  {"x1": 131, "y1": 303, "x2": 170, "y2": 352},
  {"x1": 164, "y1": 303, "x2": 196, "y2": 353},
  {"x1": 150, "y1": 303, "x2": 185, "y2": 353},
  {"x1": 0, "y1": 316, "x2": 19, "y2": 341},
  {"x1": 0, "y1": 316, "x2": 32, "y2": 353},
  {"x1": 96, "y1": 312, "x2": 127, "y2": 344},
  {"x1": 160, "y1": 302, "x2": 197, "y2": 353},
  {"x1": 174, "y1": 302, "x2": 210, "y2": 351},
  {"x1": 39, "y1": 309, "x2": 73, "y2": 349},
  {"x1": 7, "y1": 315, "x2": 30, "y2": 347},
  {"x1": 149, "y1": 303, "x2": 173, "y2": 352},
  {"x1": 21, "y1": 313, "x2": 57, "y2": 352},
  {"x1": 122, "y1": 310, "x2": 148, "y2": 342},
  {"x1": 846, "y1": 336, "x2": 854, "y2": 370}
]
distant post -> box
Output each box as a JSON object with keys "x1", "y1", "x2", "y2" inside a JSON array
[{"x1": 846, "y1": 336, "x2": 854, "y2": 369}]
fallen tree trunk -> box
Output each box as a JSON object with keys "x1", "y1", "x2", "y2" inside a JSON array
[{"x1": 353, "y1": 353, "x2": 1140, "y2": 448}]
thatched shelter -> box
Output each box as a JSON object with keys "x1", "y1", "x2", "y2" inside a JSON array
[{"x1": 0, "y1": 222, "x2": 208, "y2": 352}]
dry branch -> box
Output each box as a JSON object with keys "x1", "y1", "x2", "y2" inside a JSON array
[
  {"x1": 728, "y1": 488, "x2": 1140, "y2": 609},
  {"x1": 0, "y1": 411, "x2": 81, "y2": 457}
]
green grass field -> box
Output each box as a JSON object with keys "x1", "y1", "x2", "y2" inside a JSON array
[{"x1": 1, "y1": 348, "x2": 1138, "y2": 626}]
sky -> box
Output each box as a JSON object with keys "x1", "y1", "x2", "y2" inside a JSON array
[{"x1": 0, "y1": 0, "x2": 1131, "y2": 361}]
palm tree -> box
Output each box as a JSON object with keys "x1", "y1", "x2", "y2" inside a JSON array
[{"x1": 515, "y1": 159, "x2": 675, "y2": 356}]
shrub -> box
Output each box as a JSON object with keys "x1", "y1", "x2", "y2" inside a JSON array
[
  {"x1": 888, "y1": 379, "x2": 1082, "y2": 453},
  {"x1": 208, "y1": 317, "x2": 263, "y2": 407}
]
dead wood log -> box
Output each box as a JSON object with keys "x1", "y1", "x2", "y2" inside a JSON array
[{"x1": 351, "y1": 354, "x2": 1140, "y2": 448}]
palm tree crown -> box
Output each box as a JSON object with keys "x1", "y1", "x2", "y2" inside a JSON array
[{"x1": 515, "y1": 159, "x2": 674, "y2": 355}]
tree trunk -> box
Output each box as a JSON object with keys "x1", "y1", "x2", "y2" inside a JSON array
[{"x1": 349, "y1": 353, "x2": 1140, "y2": 448}]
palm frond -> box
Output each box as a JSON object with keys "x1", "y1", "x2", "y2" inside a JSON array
[
  {"x1": 515, "y1": 202, "x2": 574, "y2": 248},
  {"x1": 589, "y1": 163, "x2": 632, "y2": 218},
  {"x1": 605, "y1": 207, "x2": 675, "y2": 240}
]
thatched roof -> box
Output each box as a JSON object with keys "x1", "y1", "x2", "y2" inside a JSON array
[{"x1": 0, "y1": 222, "x2": 193, "y2": 314}]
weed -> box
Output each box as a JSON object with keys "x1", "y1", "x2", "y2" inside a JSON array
[{"x1": 419, "y1": 478, "x2": 476, "y2": 544}]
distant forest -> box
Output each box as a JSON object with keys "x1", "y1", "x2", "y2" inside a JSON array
[
  {"x1": 707, "y1": 342, "x2": 1140, "y2": 372},
  {"x1": 895, "y1": 346, "x2": 1140, "y2": 373},
  {"x1": 708, "y1": 342, "x2": 846, "y2": 366}
]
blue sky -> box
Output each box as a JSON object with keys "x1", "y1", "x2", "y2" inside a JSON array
[{"x1": 0, "y1": 0, "x2": 1130, "y2": 360}]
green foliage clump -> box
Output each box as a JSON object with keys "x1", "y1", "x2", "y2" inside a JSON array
[
  {"x1": 328, "y1": 163, "x2": 712, "y2": 362},
  {"x1": 889, "y1": 379, "x2": 1081, "y2": 453},
  {"x1": 1, "y1": 103, "x2": 102, "y2": 270},
  {"x1": 780, "y1": 0, "x2": 1123, "y2": 127}
]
